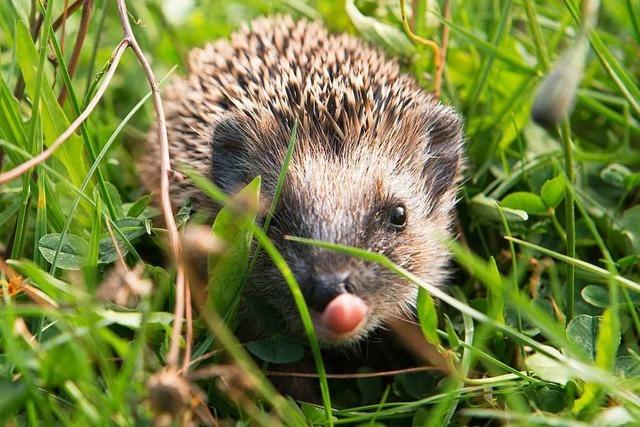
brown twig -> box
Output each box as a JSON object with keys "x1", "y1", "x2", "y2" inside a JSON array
[
  {"x1": 58, "y1": 0, "x2": 94, "y2": 105},
  {"x1": 115, "y1": 0, "x2": 189, "y2": 370},
  {"x1": 189, "y1": 364, "x2": 445, "y2": 382},
  {"x1": 0, "y1": 39, "x2": 129, "y2": 185},
  {"x1": 264, "y1": 365, "x2": 447, "y2": 380},
  {"x1": 32, "y1": 0, "x2": 84, "y2": 42},
  {"x1": 399, "y1": 0, "x2": 442, "y2": 98}
]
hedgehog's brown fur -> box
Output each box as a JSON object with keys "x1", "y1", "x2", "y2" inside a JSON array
[{"x1": 142, "y1": 17, "x2": 464, "y2": 351}]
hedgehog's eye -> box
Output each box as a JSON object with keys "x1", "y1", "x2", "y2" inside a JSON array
[{"x1": 388, "y1": 204, "x2": 407, "y2": 230}]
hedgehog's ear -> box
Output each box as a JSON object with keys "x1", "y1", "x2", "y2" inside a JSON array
[
  {"x1": 210, "y1": 116, "x2": 250, "y2": 192},
  {"x1": 421, "y1": 104, "x2": 464, "y2": 198}
]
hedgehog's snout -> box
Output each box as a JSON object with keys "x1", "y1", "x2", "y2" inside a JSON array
[
  {"x1": 302, "y1": 270, "x2": 351, "y2": 312},
  {"x1": 301, "y1": 270, "x2": 369, "y2": 341}
]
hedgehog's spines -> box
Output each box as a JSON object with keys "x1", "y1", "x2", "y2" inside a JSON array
[{"x1": 143, "y1": 16, "x2": 459, "y2": 210}]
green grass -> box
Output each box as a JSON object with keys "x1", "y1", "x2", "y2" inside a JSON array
[{"x1": 1, "y1": 0, "x2": 640, "y2": 425}]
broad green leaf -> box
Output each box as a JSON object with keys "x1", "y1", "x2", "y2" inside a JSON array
[
  {"x1": 501, "y1": 192, "x2": 548, "y2": 216},
  {"x1": 126, "y1": 195, "x2": 152, "y2": 218},
  {"x1": 566, "y1": 314, "x2": 599, "y2": 361},
  {"x1": 246, "y1": 337, "x2": 305, "y2": 364},
  {"x1": 486, "y1": 257, "x2": 505, "y2": 324},
  {"x1": 615, "y1": 356, "x2": 640, "y2": 377},
  {"x1": 208, "y1": 176, "x2": 261, "y2": 320},
  {"x1": 175, "y1": 201, "x2": 192, "y2": 228},
  {"x1": 38, "y1": 233, "x2": 89, "y2": 270},
  {"x1": 300, "y1": 402, "x2": 337, "y2": 424},
  {"x1": 600, "y1": 164, "x2": 630, "y2": 189},
  {"x1": 582, "y1": 285, "x2": 640, "y2": 308},
  {"x1": 616, "y1": 206, "x2": 640, "y2": 254},
  {"x1": 417, "y1": 287, "x2": 440, "y2": 346},
  {"x1": 471, "y1": 194, "x2": 528, "y2": 222},
  {"x1": 594, "y1": 309, "x2": 620, "y2": 371},
  {"x1": 532, "y1": 386, "x2": 568, "y2": 413},
  {"x1": 98, "y1": 217, "x2": 148, "y2": 264},
  {"x1": 525, "y1": 345, "x2": 571, "y2": 385},
  {"x1": 345, "y1": 0, "x2": 413, "y2": 56},
  {"x1": 15, "y1": 20, "x2": 87, "y2": 187},
  {"x1": 573, "y1": 310, "x2": 620, "y2": 414},
  {"x1": 541, "y1": 176, "x2": 566, "y2": 209}
]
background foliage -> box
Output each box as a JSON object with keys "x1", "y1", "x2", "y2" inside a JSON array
[{"x1": 1, "y1": 0, "x2": 639, "y2": 425}]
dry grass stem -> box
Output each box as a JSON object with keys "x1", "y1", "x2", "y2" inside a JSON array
[
  {"x1": 264, "y1": 365, "x2": 447, "y2": 379},
  {"x1": 115, "y1": 0, "x2": 190, "y2": 370}
]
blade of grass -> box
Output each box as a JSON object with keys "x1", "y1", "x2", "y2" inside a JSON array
[
  {"x1": 83, "y1": 0, "x2": 109, "y2": 99},
  {"x1": 49, "y1": 69, "x2": 174, "y2": 275},
  {"x1": 551, "y1": 160, "x2": 637, "y2": 337},
  {"x1": 182, "y1": 168, "x2": 334, "y2": 427},
  {"x1": 44, "y1": 11, "x2": 119, "y2": 219},
  {"x1": 467, "y1": 0, "x2": 513, "y2": 113},
  {"x1": 430, "y1": 287, "x2": 475, "y2": 426},
  {"x1": 504, "y1": 237, "x2": 640, "y2": 294},
  {"x1": 7, "y1": 0, "x2": 54, "y2": 260},
  {"x1": 559, "y1": 119, "x2": 576, "y2": 322},
  {"x1": 0, "y1": 138, "x2": 142, "y2": 264},
  {"x1": 522, "y1": 0, "x2": 551, "y2": 70},
  {"x1": 226, "y1": 121, "x2": 299, "y2": 323},
  {"x1": 285, "y1": 236, "x2": 640, "y2": 408},
  {"x1": 437, "y1": 15, "x2": 537, "y2": 74},
  {"x1": 624, "y1": 0, "x2": 640, "y2": 43},
  {"x1": 14, "y1": 20, "x2": 88, "y2": 187},
  {"x1": 333, "y1": 384, "x2": 523, "y2": 423},
  {"x1": 9, "y1": 177, "x2": 32, "y2": 259}
]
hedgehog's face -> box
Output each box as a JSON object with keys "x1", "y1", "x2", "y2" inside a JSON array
[{"x1": 210, "y1": 105, "x2": 463, "y2": 344}]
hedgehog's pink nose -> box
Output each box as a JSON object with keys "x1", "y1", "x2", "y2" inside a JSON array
[{"x1": 319, "y1": 293, "x2": 368, "y2": 335}]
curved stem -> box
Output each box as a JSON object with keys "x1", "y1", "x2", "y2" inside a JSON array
[
  {"x1": 0, "y1": 40, "x2": 129, "y2": 185},
  {"x1": 115, "y1": 0, "x2": 188, "y2": 370},
  {"x1": 399, "y1": 0, "x2": 442, "y2": 97}
]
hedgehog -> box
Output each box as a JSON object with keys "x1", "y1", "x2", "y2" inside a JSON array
[{"x1": 142, "y1": 16, "x2": 464, "y2": 349}]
